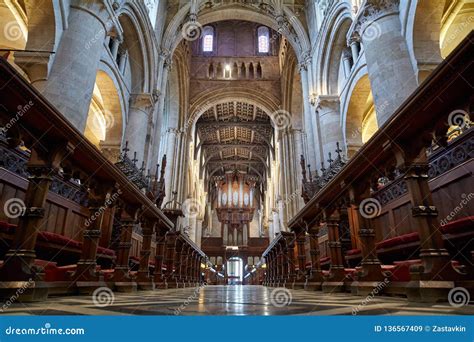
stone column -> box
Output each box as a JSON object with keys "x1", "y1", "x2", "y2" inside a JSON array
[
  {"x1": 125, "y1": 94, "x2": 156, "y2": 166},
  {"x1": 316, "y1": 95, "x2": 342, "y2": 161},
  {"x1": 350, "y1": 0, "x2": 417, "y2": 126},
  {"x1": 342, "y1": 49, "x2": 353, "y2": 77},
  {"x1": 164, "y1": 128, "x2": 178, "y2": 200},
  {"x1": 136, "y1": 219, "x2": 156, "y2": 290},
  {"x1": 40, "y1": 0, "x2": 121, "y2": 132},
  {"x1": 349, "y1": 39, "x2": 361, "y2": 62},
  {"x1": 299, "y1": 65, "x2": 318, "y2": 169}
]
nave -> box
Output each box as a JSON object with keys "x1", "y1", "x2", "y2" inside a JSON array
[{"x1": 3, "y1": 286, "x2": 474, "y2": 316}]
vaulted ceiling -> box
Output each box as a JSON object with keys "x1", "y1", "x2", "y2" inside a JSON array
[{"x1": 196, "y1": 101, "x2": 274, "y2": 188}]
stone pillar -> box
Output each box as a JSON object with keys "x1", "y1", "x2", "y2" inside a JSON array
[
  {"x1": 299, "y1": 65, "x2": 318, "y2": 169},
  {"x1": 136, "y1": 219, "x2": 155, "y2": 290},
  {"x1": 40, "y1": 0, "x2": 121, "y2": 132},
  {"x1": 342, "y1": 49, "x2": 353, "y2": 77},
  {"x1": 125, "y1": 94, "x2": 156, "y2": 166},
  {"x1": 164, "y1": 128, "x2": 178, "y2": 200},
  {"x1": 350, "y1": 0, "x2": 417, "y2": 126},
  {"x1": 322, "y1": 210, "x2": 346, "y2": 292},
  {"x1": 316, "y1": 95, "x2": 342, "y2": 161},
  {"x1": 349, "y1": 39, "x2": 361, "y2": 62}
]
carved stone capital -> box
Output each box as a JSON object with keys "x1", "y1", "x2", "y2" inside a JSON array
[
  {"x1": 349, "y1": 0, "x2": 399, "y2": 42},
  {"x1": 130, "y1": 93, "x2": 156, "y2": 111},
  {"x1": 315, "y1": 95, "x2": 340, "y2": 113}
]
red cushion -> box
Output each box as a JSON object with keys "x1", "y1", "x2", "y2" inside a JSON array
[
  {"x1": 97, "y1": 246, "x2": 115, "y2": 257},
  {"x1": 376, "y1": 232, "x2": 420, "y2": 250},
  {"x1": 130, "y1": 256, "x2": 140, "y2": 263},
  {"x1": 346, "y1": 248, "x2": 361, "y2": 256},
  {"x1": 37, "y1": 231, "x2": 82, "y2": 249},
  {"x1": 0, "y1": 221, "x2": 16, "y2": 234},
  {"x1": 440, "y1": 216, "x2": 474, "y2": 235},
  {"x1": 320, "y1": 256, "x2": 331, "y2": 264}
]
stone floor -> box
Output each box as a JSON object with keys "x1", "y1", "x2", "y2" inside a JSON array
[{"x1": 1, "y1": 285, "x2": 473, "y2": 316}]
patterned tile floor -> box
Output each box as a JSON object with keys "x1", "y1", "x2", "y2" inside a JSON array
[{"x1": 1, "y1": 285, "x2": 473, "y2": 316}]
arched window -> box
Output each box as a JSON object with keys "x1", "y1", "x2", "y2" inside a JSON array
[
  {"x1": 257, "y1": 26, "x2": 270, "y2": 54},
  {"x1": 202, "y1": 26, "x2": 214, "y2": 52}
]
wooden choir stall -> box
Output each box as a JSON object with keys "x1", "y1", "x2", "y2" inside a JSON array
[
  {"x1": 0, "y1": 57, "x2": 207, "y2": 301},
  {"x1": 260, "y1": 32, "x2": 474, "y2": 302}
]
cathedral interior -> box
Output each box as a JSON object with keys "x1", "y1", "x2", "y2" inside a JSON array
[{"x1": 0, "y1": 0, "x2": 472, "y2": 316}]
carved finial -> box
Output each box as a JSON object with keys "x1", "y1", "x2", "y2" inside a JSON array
[
  {"x1": 320, "y1": 161, "x2": 326, "y2": 173},
  {"x1": 335, "y1": 142, "x2": 342, "y2": 159},
  {"x1": 122, "y1": 141, "x2": 130, "y2": 156},
  {"x1": 132, "y1": 152, "x2": 138, "y2": 166},
  {"x1": 327, "y1": 152, "x2": 333, "y2": 166},
  {"x1": 308, "y1": 164, "x2": 313, "y2": 182},
  {"x1": 300, "y1": 155, "x2": 307, "y2": 182},
  {"x1": 154, "y1": 163, "x2": 160, "y2": 181}
]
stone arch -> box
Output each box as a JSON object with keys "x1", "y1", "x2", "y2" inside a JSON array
[
  {"x1": 188, "y1": 87, "x2": 280, "y2": 133},
  {"x1": 161, "y1": 3, "x2": 310, "y2": 63},
  {"x1": 8, "y1": 0, "x2": 66, "y2": 84},
  {"x1": 0, "y1": 0, "x2": 27, "y2": 50},
  {"x1": 408, "y1": 0, "x2": 474, "y2": 84},
  {"x1": 84, "y1": 69, "x2": 124, "y2": 160},
  {"x1": 117, "y1": 3, "x2": 157, "y2": 94},
  {"x1": 342, "y1": 68, "x2": 377, "y2": 157},
  {"x1": 314, "y1": 1, "x2": 353, "y2": 95}
]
